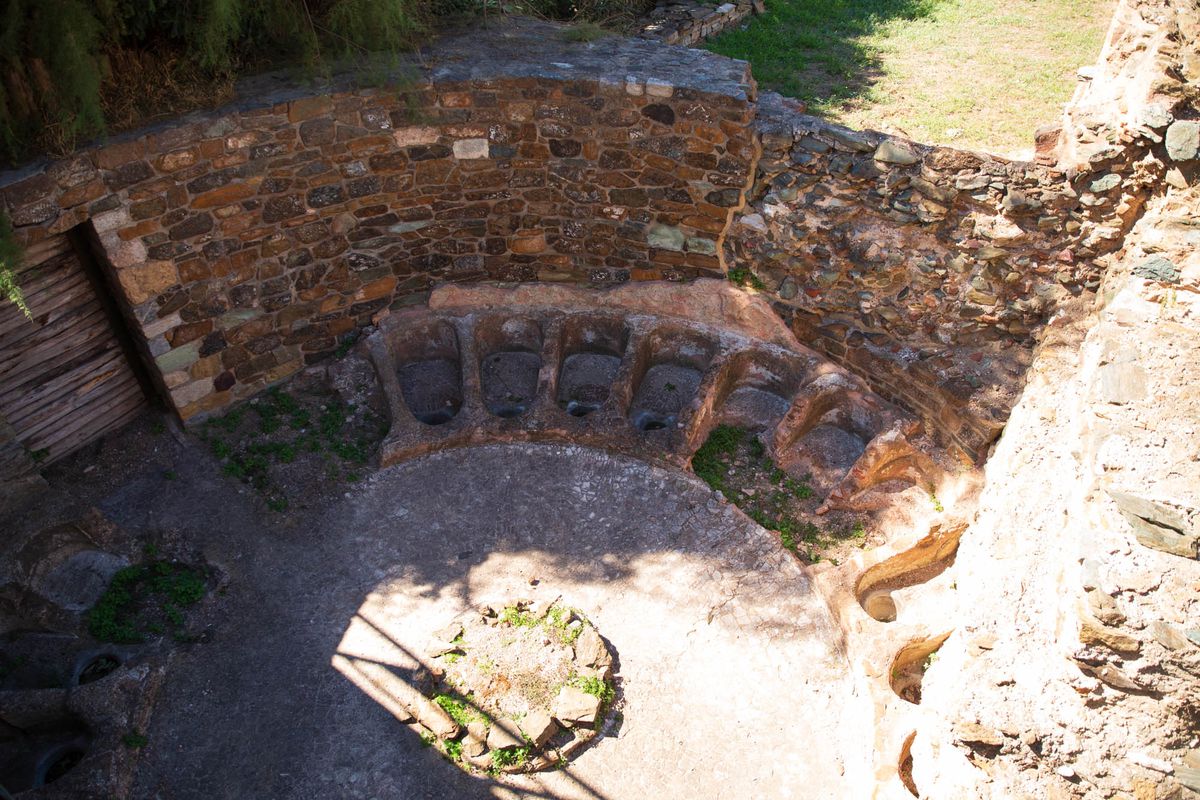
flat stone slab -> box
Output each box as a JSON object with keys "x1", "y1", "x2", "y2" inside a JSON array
[{"x1": 128, "y1": 444, "x2": 869, "y2": 799}]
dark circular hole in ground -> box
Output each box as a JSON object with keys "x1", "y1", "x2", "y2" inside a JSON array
[
  {"x1": 564, "y1": 399, "x2": 599, "y2": 417},
  {"x1": 39, "y1": 746, "x2": 85, "y2": 786},
  {"x1": 0, "y1": 718, "x2": 91, "y2": 794},
  {"x1": 629, "y1": 409, "x2": 673, "y2": 432},
  {"x1": 414, "y1": 408, "x2": 457, "y2": 425},
  {"x1": 76, "y1": 654, "x2": 121, "y2": 685}
]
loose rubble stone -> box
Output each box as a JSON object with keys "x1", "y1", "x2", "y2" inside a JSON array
[
  {"x1": 521, "y1": 710, "x2": 558, "y2": 748},
  {"x1": 554, "y1": 686, "x2": 602, "y2": 727},
  {"x1": 487, "y1": 718, "x2": 524, "y2": 750},
  {"x1": 419, "y1": 600, "x2": 613, "y2": 774},
  {"x1": 873, "y1": 139, "x2": 921, "y2": 165},
  {"x1": 1132, "y1": 256, "x2": 1181, "y2": 284},
  {"x1": 1165, "y1": 120, "x2": 1199, "y2": 161},
  {"x1": 1079, "y1": 612, "x2": 1141, "y2": 655}
]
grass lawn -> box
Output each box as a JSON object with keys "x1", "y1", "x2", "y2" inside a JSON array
[{"x1": 705, "y1": 0, "x2": 1114, "y2": 155}]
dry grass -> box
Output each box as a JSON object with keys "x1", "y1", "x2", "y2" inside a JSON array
[{"x1": 99, "y1": 48, "x2": 238, "y2": 142}]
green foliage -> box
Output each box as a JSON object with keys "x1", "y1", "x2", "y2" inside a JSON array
[
  {"x1": 570, "y1": 674, "x2": 614, "y2": 706},
  {"x1": 1, "y1": 0, "x2": 430, "y2": 164},
  {"x1": 0, "y1": 0, "x2": 104, "y2": 160},
  {"x1": 326, "y1": 0, "x2": 424, "y2": 57},
  {"x1": 705, "y1": 0, "x2": 1108, "y2": 153},
  {"x1": 0, "y1": 210, "x2": 29, "y2": 319},
  {"x1": 545, "y1": 604, "x2": 585, "y2": 645},
  {"x1": 499, "y1": 604, "x2": 539, "y2": 628},
  {"x1": 443, "y1": 738, "x2": 463, "y2": 761},
  {"x1": 202, "y1": 387, "x2": 384, "y2": 510},
  {"x1": 727, "y1": 266, "x2": 766, "y2": 290},
  {"x1": 433, "y1": 692, "x2": 488, "y2": 727},
  {"x1": 122, "y1": 731, "x2": 148, "y2": 749},
  {"x1": 693, "y1": 425, "x2": 868, "y2": 561},
  {"x1": 87, "y1": 560, "x2": 208, "y2": 643},
  {"x1": 490, "y1": 744, "x2": 530, "y2": 773},
  {"x1": 561, "y1": 22, "x2": 610, "y2": 42}
]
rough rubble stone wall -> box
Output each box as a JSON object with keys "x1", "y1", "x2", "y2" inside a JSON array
[
  {"x1": 639, "y1": 0, "x2": 764, "y2": 47},
  {"x1": 0, "y1": 21, "x2": 756, "y2": 423},
  {"x1": 728, "y1": 0, "x2": 1197, "y2": 461}
]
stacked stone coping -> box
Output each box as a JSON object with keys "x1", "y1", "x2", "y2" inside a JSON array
[
  {"x1": 639, "y1": 0, "x2": 765, "y2": 47},
  {"x1": 0, "y1": 18, "x2": 757, "y2": 424}
]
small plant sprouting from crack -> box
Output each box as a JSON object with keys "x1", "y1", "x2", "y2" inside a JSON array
[
  {"x1": 728, "y1": 266, "x2": 767, "y2": 290},
  {"x1": 490, "y1": 745, "x2": 531, "y2": 774},
  {"x1": 122, "y1": 731, "x2": 148, "y2": 749}
]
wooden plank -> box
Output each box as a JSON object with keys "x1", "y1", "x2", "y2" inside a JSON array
[
  {"x1": 0, "y1": 257, "x2": 87, "y2": 327},
  {"x1": 18, "y1": 233, "x2": 72, "y2": 265},
  {"x1": 0, "y1": 316, "x2": 115, "y2": 392},
  {"x1": 18, "y1": 372, "x2": 142, "y2": 446},
  {"x1": 1, "y1": 232, "x2": 148, "y2": 467},
  {"x1": 0, "y1": 276, "x2": 99, "y2": 338},
  {"x1": 0, "y1": 303, "x2": 109, "y2": 357},
  {"x1": 22, "y1": 381, "x2": 144, "y2": 456},
  {"x1": 36, "y1": 400, "x2": 146, "y2": 468},
  {"x1": 0, "y1": 288, "x2": 107, "y2": 347},
  {"x1": 0, "y1": 350, "x2": 128, "y2": 423}
]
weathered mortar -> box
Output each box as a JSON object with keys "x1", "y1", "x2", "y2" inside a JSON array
[{"x1": 0, "y1": 19, "x2": 756, "y2": 423}]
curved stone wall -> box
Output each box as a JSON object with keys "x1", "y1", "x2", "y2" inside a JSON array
[
  {"x1": 0, "y1": 20, "x2": 755, "y2": 422},
  {"x1": 1, "y1": 2, "x2": 1193, "y2": 465}
]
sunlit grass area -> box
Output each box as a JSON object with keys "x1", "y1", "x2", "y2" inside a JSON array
[{"x1": 706, "y1": 0, "x2": 1114, "y2": 155}]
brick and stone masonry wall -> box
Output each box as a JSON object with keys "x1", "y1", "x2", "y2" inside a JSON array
[
  {"x1": 729, "y1": 0, "x2": 1198, "y2": 463},
  {"x1": 0, "y1": 20, "x2": 756, "y2": 423},
  {"x1": 2, "y1": 3, "x2": 1194, "y2": 463}
]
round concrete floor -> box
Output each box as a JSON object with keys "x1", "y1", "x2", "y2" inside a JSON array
[{"x1": 131, "y1": 444, "x2": 869, "y2": 799}]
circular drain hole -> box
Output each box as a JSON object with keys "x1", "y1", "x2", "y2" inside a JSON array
[
  {"x1": 415, "y1": 408, "x2": 458, "y2": 426},
  {"x1": 564, "y1": 400, "x2": 598, "y2": 417},
  {"x1": 630, "y1": 410, "x2": 674, "y2": 432},
  {"x1": 39, "y1": 746, "x2": 85, "y2": 786},
  {"x1": 419, "y1": 600, "x2": 616, "y2": 774},
  {"x1": 492, "y1": 398, "x2": 530, "y2": 418},
  {"x1": 76, "y1": 655, "x2": 120, "y2": 685}
]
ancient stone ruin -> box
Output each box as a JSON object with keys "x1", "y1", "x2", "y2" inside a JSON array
[{"x1": 1, "y1": 0, "x2": 1198, "y2": 798}]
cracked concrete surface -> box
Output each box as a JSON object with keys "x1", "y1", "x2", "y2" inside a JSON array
[{"x1": 116, "y1": 443, "x2": 870, "y2": 799}]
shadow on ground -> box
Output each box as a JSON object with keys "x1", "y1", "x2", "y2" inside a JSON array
[
  {"x1": 6, "y1": 417, "x2": 861, "y2": 799},
  {"x1": 704, "y1": 0, "x2": 944, "y2": 111}
]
